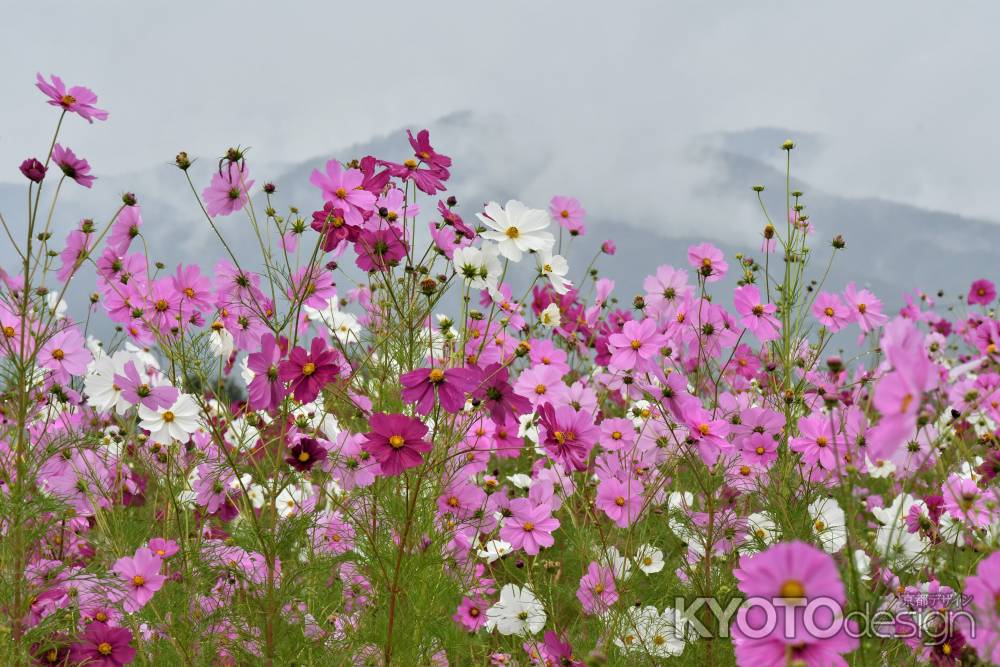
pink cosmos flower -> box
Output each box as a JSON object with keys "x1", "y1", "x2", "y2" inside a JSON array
[
  {"x1": 963, "y1": 551, "x2": 1000, "y2": 664},
  {"x1": 474, "y1": 363, "x2": 533, "y2": 424},
  {"x1": 741, "y1": 432, "x2": 778, "y2": 468},
  {"x1": 643, "y1": 264, "x2": 691, "y2": 317},
  {"x1": 408, "y1": 129, "x2": 452, "y2": 175},
  {"x1": 687, "y1": 242, "x2": 728, "y2": 282},
  {"x1": 40, "y1": 327, "x2": 91, "y2": 381},
  {"x1": 549, "y1": 196, "x2": 586, "y2": 235},
  {"x1": 811, "y1": 292, "x2": 851, "y2": 332},
  {"x1": 968, "y1": 279, "x2": 996, "y2": 306},
  {"x1": 941, "y1": 473, "x2": 992, "y2": 528},
  {"x1": 453, "y1": 595, "x2": 489, "y2": 632},
  {"x1": 107, "y1": 205, "x2": 142, "y2": 253},
  {"x1": 362, "y1": 412, "x2": 432, "y2": 476},
  {"x1": 596, "y1": 477, "x2": 644, "y2": 528},
  {"x1": 52, "y1": 143, "x2": 96, "y2": 188},
  {"x1": 19, "y1": 157, "x2": 46, "y2": 183},
  {"x1": 733, "y1": 284, "x2": 781, "y2": 342},
  {"x1": 278, "y1": 337, "x2": 340, "y2": 403},
  {"x1": 401, "y1": 365, "x2": 480, "y2": 414},
  {"x1": 57, "y1": 228, "x2": 94, "y2": 281},
  {"x1": 36, "y1": 73, "x2": 108, "y2": 123},
  {"x1": 247, "y1": 333, "x2": 285, "y2": 411},
  {"x1": 681, "y1": 404, "x2": 732, "y2": 466},
  {"x1": 731, "y1": 541, "x2": 858, "y2": 666},
  {"x1": 111, "y1": 547, "x2": 166, "y2": 612},
  {"x1": 538, "y1": 403, "x2": 598, "y2": 471},
  {"x1": 608, "y1": 318, "x2": 664, "y2": 372},
  {"x1": 114, "y1": 360, "x2": 178, "y2": 410},
  {"x1": 513, "y1": 364, "x2": 569, "y2": 410},
  {"x1": 202, "y1": 162, "x2": 254, "y2": 217},
  {"x1": 842, "y1": 282, "x2": 888, "y2": 332},
  {"x1": 310, "y1": 159, "x2": 376, "y2": 226},
  {"x1": 576, "y1": 561, "x2": 618, "y2": 615},
  {"x1": 500, "y1": 497, "x2": 560, "y2": 555},
  {"x1": 147, "y1": 538, "x2": 179, "y2": 559},
  {"x1": 790, "y1": 414, "x2": 841, "y2": 470}
]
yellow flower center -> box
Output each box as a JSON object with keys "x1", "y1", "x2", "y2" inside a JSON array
[
  {"x1": 698, "y1": 423, "x2": 711, "y2": 436},
  {"x1": 298, "y1": 451, "x2": 310, "y2": 462},
  {"x1": 335, "y1": 187, "x2": 347, "y2": 199},
  {"x1": 162, "y1": 411, "x2": 175, "y2": 423},
  {"x1": 3, "y1": 326, "x2": 14, "y2": 338},
  {"x1": 388, "y1": 435, "x2": 405, "y2": 449},
  {"x1": 505, "y1": 226, "x2": 520, "y2": 239},
  {"x1": 535, "y1": 384, "x2": 547, "y2": 395},
  {"x1": 614, "y1": 496, "x2": 626, "y2": 507},
  {"x1": 630, "y1": 339, "x2": 642, "y2": 350},
  {"x1": 780, "y1": 579, "x2": 805, "y2": 599},
  {"x1": 301, "y1": 362, "x2": 316, "y2": 376},
  {"x1": 755, "y1": 446, "x2": 765, "y2": 455},
  {"x1": 98, "y1": 642, "x2": 113, "y2": 656},
  {"x1": 132, "y1": 575, "x2": 145, "y2": 587},
  {"x1": 52, "y1": 349, "x2": 65, "y2": 360},
  {"x1": 824, "y1": 307, "x2": 835, "y2": 317},
  {"x1": 428, "y1": 368, "x2": 445, "y2": 383},
  {"x1": 816, "y1": 436, "x2": 828, "y2": 448},
  {"x1": 560, "y1": 210, "x2": 570, "y2": 218},
  {"x1": 522, "y1": 521, "x2": 535, "y2": 532},
  {"x1": 61, "y1": 94, "x2": 77, "y2": 106}
]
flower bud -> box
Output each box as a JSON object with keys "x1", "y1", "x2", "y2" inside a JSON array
[
  {"x1": 122, "y1": 192, "x2": 137, "y2": 206},
  {"x1": 19, "y1": 158, "x2": 46, "y2": 183},
  {"x1": 174, "y1": 152, "x2": 191, "y2": 170}
]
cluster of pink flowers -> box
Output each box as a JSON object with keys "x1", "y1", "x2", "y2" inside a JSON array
[{"x1": 2, "y1": 73, "x2": 999, "y2": 667}]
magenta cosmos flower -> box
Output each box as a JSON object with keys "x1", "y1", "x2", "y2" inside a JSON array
[
  {"x1": 842, "y1": 282, "x2": 887, "y2": 333},
  {"x1": 362, "y1": 412, "x2": 433, "y2": 476},
  {"x1": 19, "y1": 157, "x2": 46, "y2": 183},
  {"x1": 499, "y1": 497, "x2": 560, "y2": 555},
  {"x1": 354, "y1": 227, "x2": 408, "y2": 272},
  {"x1": 203, "y1": 162, "x2": 255, "y2": 217},
  {"x1": 538, "y1": 403, "x2": 598, "y2": 472},
  {"x1": 687, "y1": 242, "x2": 728, "y2": 282},
  {"x1": 731, "y1": 541, "x2": 857, "y2": 666},
  {"x1": 549, "y1": 196, "x2": 586, "y2": 235},
  {"x1": 968, "y1": 278, "x2": 997, "y2": 306},
  {"x1": 278, "y1": 337, "x2": 340, "y2": 403},
  {"x1": 247, "y1": 333, "x2": 286, "y2": 411},
  {"x1": 111, "y1": 547, "x2": 166, "y2": 613},
  {"x1": 310, "y1": 159, "x2": 376, "y2": 227},
  {"x1": 401, "y1": 365, "x2": 480, "y2": 414},
  {"x1": 286, "y1": 436, "x2": 329, "y2": 472},
  {"x1": 52, "y1": 143, "x2": 95, "y2": 188},
  {"x1": 474, "y1": 363, "x2": 533, "y2": 424},
  {"x1": 36, "y1": 73, "x2": 109, "y2": 123},
  {"x1": 69, "y1": 622, "x2": 134, "y2": 667}
]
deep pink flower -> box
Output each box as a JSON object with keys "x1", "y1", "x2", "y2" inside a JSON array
[
  {"x1": 576, "y1": 561, "x2": 618, "y2": 614},
  {"x1": 474, "y1": 363, "x2": 533, "y2": 424},
  {"x1": 500, "y1": 497, "x2": 560, "y2": 555},
  {"x1": 354, "y1": 227, "x2": 408, "y2": 272},
  {"x1": 549, "y1": 196, "x2": 586, "y2": 235},
  {"x1": 968, "y1": 279, "x2": 996, "y2": 306},
  {"x1": 408, "y1": 128, "x2": 452, "y2": 175},
  {"x1": 687, "y1": 242, "x2": 728, "y2": 282},
  {"x1": 741, "y1": 432, "x2": 778, "y2": 468},
  {"x1": 381, "y1": 158, "x2": 447, "y2": 195},
  {"x1": 601, "y1": 240, "x2": 616, "y2": 255},
  {"x1": 36, "y1": 73, "x2": 108, "y2": 123},
  {"x1": 362, "y1": 412, "x2": 432, "y2": 476},
  {"x1": 278, "y1": 337, "x2": 340, "y2": 403},
  {"x1": 69, "y1": 622, "x2": 134, "y2": 667},
  {"x1": 247, "y1": 333, "x2": 286, "y2": 411},
  {"x1": 311, "y1": 202, "x2": 359, "y2": 252},
  {"x1": 19, "y1": 157, "x2": 46, "y2": 183},
  {"x1": 52, "y1": 144, "x2": 95, "y2": 188},
  {"x1": 538, "y1": 403, "x2": 598, "y2": 471},
  {"x1": 401, "y1": 365, "x2": 480, "y2": 414},
  {"x1": 310, "y1": 159, "x2": 376, "y2": 226},
  {"x1": 286, "y1": 437, "x2": 329, "y2": 472},
  {"x1": 202, "y1": 162, "x2": 254, "y2": 217},
  {"x1": 811, "y1": 292, "x2": 851, "y2": 332},
  {"x1": 111, "y1": 547, "x2": 165, "y2": 612},
  {"x1": 733, "y1": 284, "x2": 781, "y2": 342},
  {"x1": 596, "y1": 477, "x2": 644, "y2": 528}
]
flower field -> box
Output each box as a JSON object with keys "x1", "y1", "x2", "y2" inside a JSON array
[{"x1": 1, "y1": 74, "x2": 999, "y2": 666}]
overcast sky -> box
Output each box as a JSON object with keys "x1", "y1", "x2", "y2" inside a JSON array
[{"x1": 3, "y1": 1, "x2": 1000, "y2": 225}]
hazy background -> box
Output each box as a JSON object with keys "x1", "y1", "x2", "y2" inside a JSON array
[{"x1": 2, "y1": 1, "x2": 999, "y2": 316}]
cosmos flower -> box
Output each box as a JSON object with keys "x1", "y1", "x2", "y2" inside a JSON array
[
  {"x1": 500, "y1": 498, "x2": 560, "y2": 555},
  {"x1": 36, "y1": 73, "x2": 109, "y2": 123},
  {"x1": 733, "y1": 284, "x2": 781, "y2": 342},
  {"x1": 968, "y1": 278, "x2": 996, "y2": 306},
  {"x1": 687, "y1": 243, "x2": 728, "y2": 282},
  {"x1": 548, "y1": 196, "x2": 586, "y2": 235},
  {"x1": 310, "y1": 159, "x2": 376, "y2": 226},
  {"x1": 401, "y1": 365, "x2": 480, "y2": 414},
  {"x1": 286, "y1": 437, "x2": 329, "y2": 472},
  {"x1": 69, "y1": 622, "x2": 134, "y2": 667},
  {"x1": 278, "y1": 337, "x2": 340, "y2": 403},
  {"x1": 361, "y1": 412, "x2": 432, "y2": 476},
  {"x1": 138, "y1": 393, "x2": 199, "y2": 444},
  {"x1": 811, "y1": 292, "x2": 851, "y2": 332},
  {"x1": 202, "y1": 162, "x2": 254, "y2": 217},
  {"x1": 52, "y1": 143, "x2": 96, "y2": 187},
  {"x1": 485, "y1": 584, "x2": 546, "y2": 636},
  {"x1": 477, "y1": 200, "x2": 555, "y2": 262},
  {"x1": 111, "y1": 547, "x2": 166, "y2": 613},
  {"x1": 576, "y1": 561, "x2": 618, "y2": 614}
]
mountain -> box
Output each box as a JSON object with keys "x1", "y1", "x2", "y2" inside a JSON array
[{"x1": 0, "y1": 114, "x2": 994, "y2": 338}]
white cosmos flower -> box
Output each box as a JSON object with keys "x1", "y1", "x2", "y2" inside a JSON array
[
  {"x1": 808, "y1": 497, "x2": 847, "y2": 554},
  {"x1": 477, "y1": 200, "x2": 554, "y2": 262},
  {"x1": 873, "y1": 494, "x2": 930, "y2": 568},
  {"x1": 477, "y1": 539, "x2": 512, "y2": 563},
  {"x1": 536, "y1": 251, "x2": 572, "y2": 294},
  {"x1": 209, "y1": 325, "x2": 235, "y2": 358},
  {"x1": 854, "y1": 549, "x2": 872, "y2": 581},
  {"x1": 452, "y1": 243, "x2": 503, "y2": 291},
  {"x1": 138, "y1": 393, "x2": 199, "y2": 444},
  {"x1": 865, "y1": 456, "x2": 896, "y2": 478},
  {"x1": 600, "y1": 546, "x2": 632, "y2": 580},
  {"x1": 84, "y1": 351, "x2": 130, "y2": 414},
  {"x1": 306, "y1": 298, "x2": 362, "y2": 344},
  {"x1": 635, "y1": 544, "x2": 665, "y2": 574},
  {"x1": 275, "y1": 482, "x2": 312, "y2": 518},
  {"x1": 46, "y1": 292, "x2": 68, "y2": 319},
  {"x1": 637, "y1": 606, "x2": 688, "y2": 657},
  {"x1": 539, "y1": 303, "x2": 561, "y2": 328},
  {"x1": 485, "y1": 584, "x2": 546, "y2": 635},
  {"x1": 744, "y1": 512, "x2": 781, "y2": 552},
  {"x1": 506, "y1": 474, "x2": 533, "y2": 489}
]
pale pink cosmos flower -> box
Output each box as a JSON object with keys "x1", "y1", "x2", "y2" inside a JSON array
[
  {"x1": 500, "y1": 498, "x2": 560, "y2": 555},
  {"x1": 310, "y1": 159, "x2": 376, "y2": 227},
  {"x1": 687, "y1": 242, "x2": 728, "y2": 282},
  {"x1": 548, "y1": 196, "x2": 586, "y2": 235},
  {"x1": 733, "y1": 284, "x2": 781, "y2": 342},
  {"x1": 596, "y1": 477, "x2": 644, "y2": 528},
  {"x1": 203, "y1": 163, "x2": 255, "y2": 217},
  {"x1": 36, "y1": 73, "x2": 108, "y2": 123},
  {"x1": 111, "y1": 547, "x2": 166, "y2": 612},
  {"x1": 576, "y1": 561, "x2": 618, "y2": 615},
  {"x1": 607, "y1": 318, "x2": 664, "y2": 372},
  {"x1": 842, "y1": 282, "x2": 887, "y2": 332},
  {"x1": 40, "y1": 327, "x2": 91, "y2": 381},
  {"x1": 811, "y1": 292, "x2": 851, "y2": 332}
]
